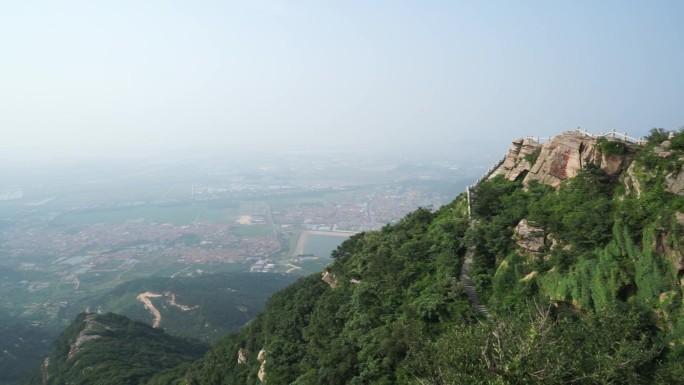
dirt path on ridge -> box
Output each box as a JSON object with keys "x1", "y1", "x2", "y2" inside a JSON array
[{"x1": 137, "y1": 292, "x2": 163, "y2": 328}]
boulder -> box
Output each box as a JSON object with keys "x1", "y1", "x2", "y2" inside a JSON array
[
  {"x1": 666, "y1": 167, "x2": 684, "y2": 195},
  {"x1": 676, "y1": 212, "x2": 684, "y2": 226},
  {"x1": 513, "y1": 219, "x2": 545, "y2": 253},
  {"x1": 601, "y1": 152, "x2": 627, "y2": 176},
  {"x1": 654, "y1": 140, "x2": 674, "y2": 158}
]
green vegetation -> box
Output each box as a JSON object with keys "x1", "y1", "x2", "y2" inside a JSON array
[
  {"x1": 156, "y1": 135, "x2": 681, "y2": 384},
  {"x1": 74, "y1": 272, "x2": 296, "y2": 342},
  {"x1": 599, "y1": 137, "x2": 627, "y2": 155},
  {"x1": 23, "y1": 313, "x2": 208, "y2": 385},
  {"x1": 524, "y1": 147, "x2": 541, "y2": 164},
  {"x1": 671, "y1": 129, "x2": 684, "y2": 151},
  {"x1": 24, "y1": 132, "x2": 684, "y2": 384},
  {"x1": 645, "y1": 128, "x2": 671, "y2": 145}
]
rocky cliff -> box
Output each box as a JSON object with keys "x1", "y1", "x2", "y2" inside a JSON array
[{"x1": 492, "y1": 131, "x2": 639, "y2": 188}]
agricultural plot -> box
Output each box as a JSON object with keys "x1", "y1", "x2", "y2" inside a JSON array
[{"x1": 53, "y1": 204, "x2": 206, "y2": 226}]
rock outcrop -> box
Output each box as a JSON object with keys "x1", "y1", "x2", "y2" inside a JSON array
[
  {"x1": 513, "y1": 219, "x2": 546, "y2": 253},
  {"x1": 665, "y1": 167, "x2": 684, "y2": 195},
  {"x1": 491, "y1": 138, "x2": 542, "y2": 181},
  {"x1": 676, "y1": 212, "x2": 684, "y2": 226},
  {"x1": 525, "y1": 132, "x2": 596, "y2": 188},
  {"x1": 257, "y1": 349, "x2": 267, "y2": 382},
  {"x1": 322, "y1": 271, "x2": 338, "y2": 289},
  {"x1": 67, "y1": 314, "x2": 104, "y2": 360},
  {"x1": 654, "y1": 140, "x2": 673, "y2": 158},
  {"x1": 237, "y1": 348, "x2": 247, "y2": 365},
  {"x1": 624, "y1": 162, "x2": 643, "y2": 197},
  {"x1": 492, "y1": 131, "x2": 638, "y2": 189}
]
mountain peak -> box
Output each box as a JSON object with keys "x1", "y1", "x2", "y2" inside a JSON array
[{"x1": 492, "y1": 130, "x2": 640, "y2": 188}]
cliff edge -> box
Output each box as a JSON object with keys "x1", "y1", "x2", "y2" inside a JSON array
[{"x1": 492, "y1": 130, "x2": 640, "y2": 188}]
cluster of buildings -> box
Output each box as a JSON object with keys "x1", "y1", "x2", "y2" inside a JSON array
[
  {"x1": 2, "y1": 221, "x2": 279, "y2": 274},
  {"x1": 272, "y1": 187, "x2": 446, "y2": 232}
]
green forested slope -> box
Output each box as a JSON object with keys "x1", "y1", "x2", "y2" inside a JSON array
[
  {"x1": 151, "y1": 131, "x2": 684, "y2": 384},
  {"x1": 24, "y1": 313, "x2": 208, "y2": 385},
  {"x1": 29, "y1": 130, "x2": 684, "y2": 384}
]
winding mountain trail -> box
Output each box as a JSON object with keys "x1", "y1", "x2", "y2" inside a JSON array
[
  {"x1": 137, "y1": 292, "x2": 163, "y2": 328},
  {"x1": 167, "y1": 292, "x2": 198, "y2": 311},
  {"x1": 463, "y1": 155, "x2": 501, "y2": 318},
  {"x1": 460, "y1": 246, "x2": 490, "y2": 318}
]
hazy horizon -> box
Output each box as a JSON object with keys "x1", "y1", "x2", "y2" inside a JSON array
[{"x1": 1, "y1": 1, "x2": 682, "y2": 161}]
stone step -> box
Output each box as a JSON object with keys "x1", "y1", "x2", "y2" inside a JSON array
[{"x1": 460, "y1": 243, "x2": 490, "y2": 318}]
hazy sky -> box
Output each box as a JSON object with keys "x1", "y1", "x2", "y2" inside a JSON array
[{"x1": 1, "y1": 1, "x2": 682, "y2": 160}]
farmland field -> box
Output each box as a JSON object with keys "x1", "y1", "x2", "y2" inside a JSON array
[{"x1": 53, "y1": 203, "x2": 239, "y2": 226}]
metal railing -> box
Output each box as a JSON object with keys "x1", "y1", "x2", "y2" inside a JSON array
[
  {"x1": 525, "y1": 136, "x2": 552, "y2": 144},
  {"x1": 575, "y1": 128, "x2": 645, "y2": 145},
  {"x1": 465, "y1": 127, "x2": 643, "y2": 220}
]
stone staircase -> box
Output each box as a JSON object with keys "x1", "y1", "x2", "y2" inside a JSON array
[{"x1": 460, "y1": 245, "x2": 490, "y2": 318}]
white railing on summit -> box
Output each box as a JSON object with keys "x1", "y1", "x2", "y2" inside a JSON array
[
  {"x1": 575, "y1": 128, "x2": 645, "y2": 145},
  {"x1": 466, "y1": 128, "x2": 644, "y2": 220}
]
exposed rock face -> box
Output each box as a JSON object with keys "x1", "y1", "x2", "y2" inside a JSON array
[
  {"x1": 257, "y1": 349, "x2": 267, "y2": 382},
  {"x1": 655, "y1": 140, "x2": 674, "y2": 158},
  {"x1": 525, "y1": 132, "x2": 602, "y2": 188},
  {"x1": 491, "y1": 138, "x2": 542, "y2": 181},
  {"x1": 600, "y1": 152, "x2": 627, "y2": 176},
  {"x1": 676, "y1": 212, "x2": 684, "y2": 226},
  {"x1": 492, "y1": 131, "x2": 637, "y2": 189},
  {"x1": 237, "y1": 348, "x2": 247, "y2": 364},
  {"x1": 665, "y1": 167, "x2": 684, "y2": 195},
  {"x1": 67, "y1": 314, "x2": 104, "y2": 360},
  {"x1": 624, "y1": 162, "x2": 642, "y2": 198},
  {"x1": 41, "y1": 357, "x2": 50, "y2": 383},
  {"x1": 513, "y1": 219, "x2": 545, "y2": 253},
  {"x1": 322, "y1": 271, "x2": 338, "y2": 289}
]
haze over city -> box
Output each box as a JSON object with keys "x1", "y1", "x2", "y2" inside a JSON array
[{"x1": 1, "y1": 1, "x2": 682, "y2": 162}]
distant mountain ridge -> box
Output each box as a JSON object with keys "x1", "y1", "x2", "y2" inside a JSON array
[
  {"x1": 70, "y1": 272, "x2": 296, "y2": 342},
  {"x1": 24, "y1": 313, "x2": 208, "y2": 385}
]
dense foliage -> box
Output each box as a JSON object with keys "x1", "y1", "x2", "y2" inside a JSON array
[
  {"x1": 148, "y1": 132, "x2": 684, "y2": 382},
  {"x1": 27, "y1": 132, "x2": 684, "y2": 384},
  {"x1": 148, "y1": 200, "x2": 473, "y2": 385},
  {"x1": 24, "y1": 313, "x2": 208, "y2": 385}
]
